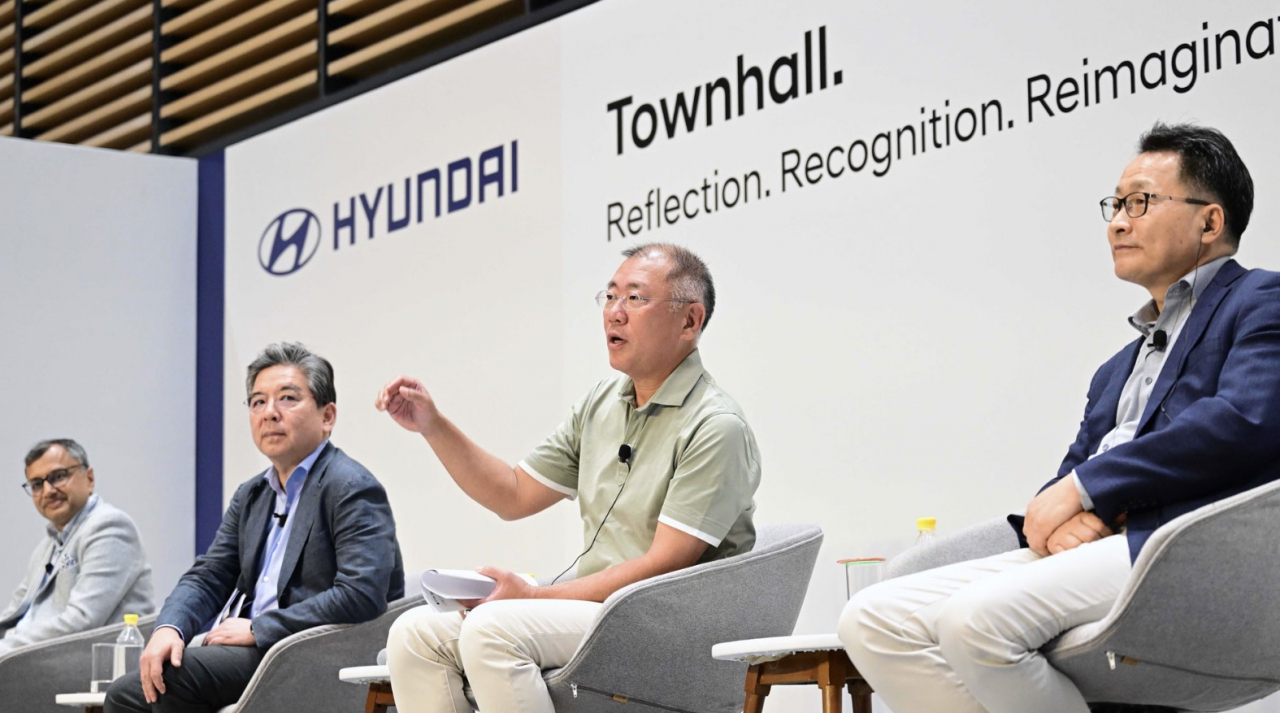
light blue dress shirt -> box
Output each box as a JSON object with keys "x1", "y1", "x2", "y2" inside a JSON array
[{"x1": 251, "y1": 440, "x2": 327, "y2": 619}]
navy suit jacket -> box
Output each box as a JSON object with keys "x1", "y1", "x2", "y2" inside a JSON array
[
  {"x1": 157, "y1": 443, "x2": 404, "y2": 650},
  {"x1": 1014, "y1": 260, "x2": 1280, "y2": 562}
]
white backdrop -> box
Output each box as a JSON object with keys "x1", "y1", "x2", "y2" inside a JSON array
[
  {"x1": 223, "y1": 1, "x2": 1280, "y2": 709},
  {"x1": 0, "y1": 137, "x2": 198, "y2": 601}
]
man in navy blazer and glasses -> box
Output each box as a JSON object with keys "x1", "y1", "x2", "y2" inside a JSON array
[
  {"x1": 106, "y1": 342, "x2": 404, "y2": 712},
  {"x1": 839, "y1": 123, "x2": 1280, "y2": 713}
]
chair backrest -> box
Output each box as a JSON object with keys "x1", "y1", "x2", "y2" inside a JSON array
[
  {"x1": 545, "y1": 523, "x2": 824, "y2": 713},
  {"x1": 885, "y1": 517, "x2": 1020, "y2": 579}
]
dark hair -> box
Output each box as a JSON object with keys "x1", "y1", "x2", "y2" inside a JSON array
[
  {"x1": 246, "y1": 342, "x2": 337, "y2": 406},
  {"x1": 25, "y1": 438, "x2": 89, "y2": 469},
  {"x1": 621, "y1": 243, "x2": 717, "y2": 332},
  {"x1": 1138, "y1": 122, "x2": 1253, "y2": 246}
]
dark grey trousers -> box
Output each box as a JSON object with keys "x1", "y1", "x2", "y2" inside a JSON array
[{"x1": 104, "y1": 644, "x2": 264, "y2": 713}]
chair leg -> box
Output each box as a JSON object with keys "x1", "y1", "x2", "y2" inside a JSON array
[
  {"x1": 366, "y1": 682, "x2": 394, "y2": 713},
  {"x1": 743, "y1": 665, "x2": 771, "y2": 713},
  {"x1": 821, "y1": 683, "x2": 843, "y2": 713},
  {"x1": 818, "y1": 652, "x2": 846, "y2": 713},
  {"x1": 848, "y1": 679, "x2": 873, "y2": 713}
]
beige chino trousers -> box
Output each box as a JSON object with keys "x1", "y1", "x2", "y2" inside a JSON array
[
  {"x1": 386, "y1": 599, "x2": 603, "y2": 713},
  {"x1": 837, "y1": 535, "x2": 1131, "y2": 713}
]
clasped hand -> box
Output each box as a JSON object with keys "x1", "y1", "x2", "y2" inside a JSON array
[{"x1": 1024, "y1": 476, "x2": 1114, "y2": 556}]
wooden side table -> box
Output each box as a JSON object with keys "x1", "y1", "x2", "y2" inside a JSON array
[
  {"x1": 339, "y1": 664, "x2": 394, "y2": 713},
  {"x1": 55, "y1": 691, "x2": 105, "y2": 713},
  {"x1": 713, "y1": 634, "x2": 873, "y2": 713}
]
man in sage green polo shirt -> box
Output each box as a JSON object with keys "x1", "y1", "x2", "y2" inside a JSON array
[{"x1": 375, "y1": 242, "x2": 760, "y2": 713}]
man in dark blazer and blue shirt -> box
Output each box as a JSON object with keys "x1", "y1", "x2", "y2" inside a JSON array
[
  {"x1": 839, "y1": 124, "x2": 1280, "y2": 713},
  {"x1": 106, "y1": 343, "x2": 404, "y2": 712}
]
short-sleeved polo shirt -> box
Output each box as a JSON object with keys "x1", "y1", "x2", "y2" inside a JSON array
[{"x1": 519, "y1": 349, "x2": 761, "y2": 578}]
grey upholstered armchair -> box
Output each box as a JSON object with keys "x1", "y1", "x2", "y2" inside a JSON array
[
  {"x1": 0, "y1": 613, "x2": 159, "y2": 713},
  {"x1": 887, "y1": 478, "x2": 1280, "y2": 712},
  {"x1": 217, "y1": 590, "x2": 422, "y2": 713},
  {"x1": 0, "y1": 577, "x2": 424, "y2": 713},
  {"x1": 543, "y1": 522, "x2": 824, "y2": 713}
]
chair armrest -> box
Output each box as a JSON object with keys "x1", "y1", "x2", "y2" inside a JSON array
[
  {"x1": 885, "y1": 517, "x2": 1020, "y2": 579},
  {"x1": 0, "y1": 614, "x2": 159, "y2": 713},
  {"x1": 1048, "y1": 478, "x2": 1280, "y2": 682},
  {"x1": 233, "y1": 596, "x2": 421, "y2": 713},
  {"x1": 547, "y1": 525, "x2": 822, "y2": 713}
]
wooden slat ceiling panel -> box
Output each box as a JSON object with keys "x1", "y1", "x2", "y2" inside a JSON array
[
  {"x1": 0, "y1": 21, "x2": 13, "y2": 53},
  {"x1": 0, "y1": 45, "x2": 12, "y2": 75},
  {"x1": 0, "y1": 122, "x2": 12, "y2": 136},
  {"x1": 160, "y1": 0, "x2": 205, "y2": 11},
  {"x1": 25, "y1": 0, "x2": 99, "y2": 30},
  {"x1": 163, "y1": 41, "x2": 314, "y2": 120},
  {"x1": 162, "y1": 11, "x2": 315, "y2": 92},
  {"x1": 37, "y1": 84, "x2": 149, "y2": 143},
  {"x1": 327, "y1": 0, "x2": 474, "y2": 49},
  {"x1": 0, "y1": 72, "x2": 12, "y2": 98},
  {"x1": 163, "y1": 0, "x2": 278, "y2": 40},
  {"x1": 24, "y1": 57, "x2": 151, "y2": 130},
  {"x1": 127, "y1": 138, "x2": 150, "y2": 152},
  {"x1": 164, "y1": 0, "x2": 315, "y2": 66},
  {"x1": 25, "y1": 0, "x2": 149, "y2": 56},
  {"x1": 162, "y1": 71, "x2": 316, "y2": 147},
  {"x1": 328, "y1": 0, "x2": 398, "y2": 17},
  {"x1": 23, "y1": 31, "x2": 150, "y2": 104},
  {"x1": 0, "y1": 1, "x2": 13, "y2": 28},
  {"x1": 81, "y1": 112, "x2": 150, "y2": 149},
  {"x1": 24, "y1": 6, "x2": 151, "y2": 79},
  {"x1": 0, "y1": 95, "x2": 11, "y2": 124},
  {"x1": 329, "y1": 0, "x2": 519, "y2": 77}
]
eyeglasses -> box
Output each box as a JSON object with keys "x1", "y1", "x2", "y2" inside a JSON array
[
  {"x1": 595, "y1": 290, "x2": 694, "y2": 311},
  {"x1": 22, "y1": 464, "x2": 83, "y2": 497},
  {"x1": 245, "y1": 392, "x2": 309, "y2": 414},
  {"x1": 1100, "y1": 192, "x2": 1211, "y2": 221}
]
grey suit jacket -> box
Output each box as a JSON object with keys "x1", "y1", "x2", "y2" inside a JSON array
[
  {"x1": 156, "y1": 443, "x2": 404, "y2": 650},
  {"x1": 0, "y1": 496, "x2": 156, "y2": 654}
]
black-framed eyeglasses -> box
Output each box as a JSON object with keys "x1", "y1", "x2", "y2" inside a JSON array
[
  {"x1": 595, "y1": 290, "x2": 694, "y2": 311},
  {"x1": 22, "y1": 464, "x2": 83, "y2": 497},
  {"x1": 1100, "y1": 192, "x2": 1211, "y2": 221}
]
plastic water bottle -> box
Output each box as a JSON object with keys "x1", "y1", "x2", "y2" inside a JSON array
[
  {"x1": 113, "y1": 614, "x2": 144, "y2": 680},
  {"x1": 915, "y1": 518, "x2": 937, "y2": 546}
]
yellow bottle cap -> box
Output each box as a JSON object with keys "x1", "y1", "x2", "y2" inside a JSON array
[
  {"x1": 916, "y1": 518, "x2": 937, "y2": 531},
  {"x1": 124, "y1": 614, "x2": 139, "y2": 626}
]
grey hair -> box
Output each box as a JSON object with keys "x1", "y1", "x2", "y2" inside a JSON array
[
  {"x1": 621, "y1": 242, "x2": 716, "y2": 332},
  {"x1": 25, "y1": 438, "x2": 90, "y2": 469},
  {"x1": 245, "y1": 342, "x2": 337, "y2": 406}
]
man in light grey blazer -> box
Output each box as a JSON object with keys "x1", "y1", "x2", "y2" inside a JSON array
[{"x1": 0, "y1": 438, "x2": 156, "y2": 655}]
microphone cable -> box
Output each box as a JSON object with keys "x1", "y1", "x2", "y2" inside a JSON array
[{"x1": 550, "y1": 444, "x2": 632, "y2": 585}]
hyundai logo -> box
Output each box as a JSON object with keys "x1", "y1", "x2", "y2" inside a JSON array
[{"x1": 259, "y1": 209, "x2": 321, "y2": 276}]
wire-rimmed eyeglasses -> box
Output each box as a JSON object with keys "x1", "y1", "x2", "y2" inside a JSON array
[{"x1": 595, "y1": 290, "x2": 694, "y2": 311}]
